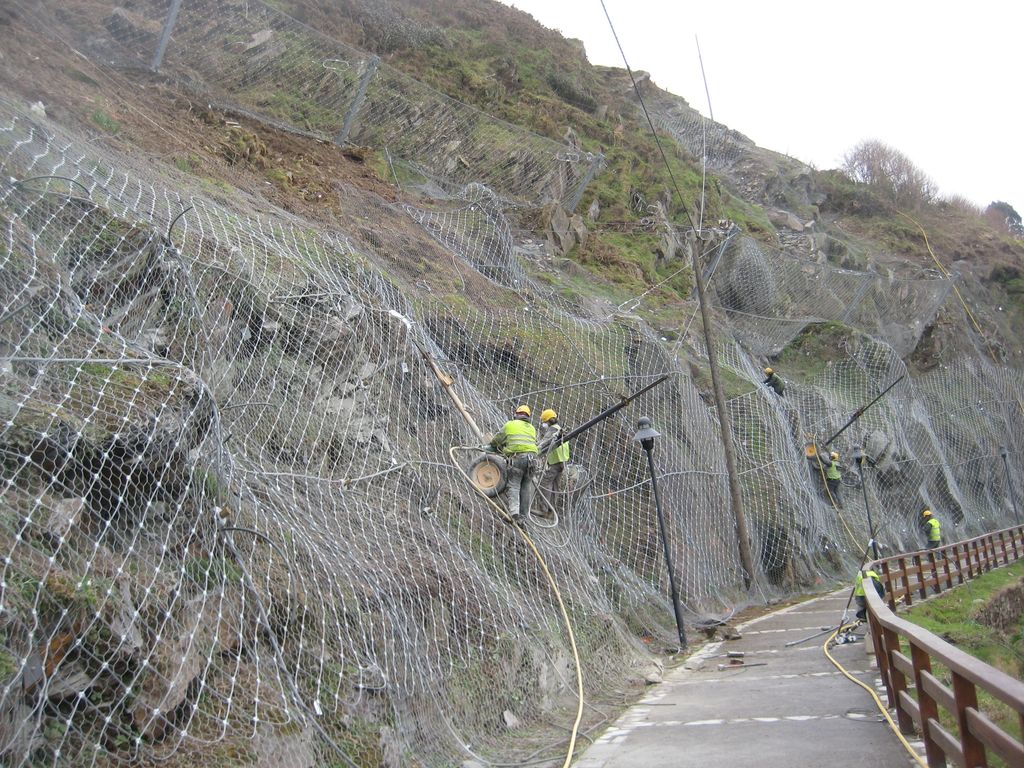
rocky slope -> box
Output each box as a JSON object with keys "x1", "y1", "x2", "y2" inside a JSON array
[{"x1": 1, "y1": 2, "x2": 1023, "y2": 768}]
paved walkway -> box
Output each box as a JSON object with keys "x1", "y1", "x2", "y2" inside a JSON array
[{"x1": 577, "y1": 590, "x2": 924, "y2": 767}]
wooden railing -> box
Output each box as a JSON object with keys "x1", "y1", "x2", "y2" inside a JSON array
[{"x1": 864, "y1": 525, "x2": 1024, "y2": 768}]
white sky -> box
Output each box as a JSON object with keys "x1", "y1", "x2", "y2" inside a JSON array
[{"x1": 497, "y1": 0, "x2": 1023, "y2": 210}]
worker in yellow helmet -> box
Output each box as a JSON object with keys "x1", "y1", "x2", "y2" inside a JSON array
[
  {"x1": 825, "y1": 451, "x2": 842, "y2": 505},
  {"x1": 762, "y1": 366, "x2": 785, "y2": 396},
  {"x1": 921, "y1": 508, "x2": 942, "y2": 549},
  {"x1": 488, "y1": 404, "x2": 538, "y2": 522},
  {"x1": 537, "y1": 408, "x2": 571, "y2": 518}
]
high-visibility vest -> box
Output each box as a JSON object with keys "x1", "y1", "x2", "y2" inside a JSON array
[
  {"x1": 549, "y1": 439, "x2": 570, "y2": 465},
  {"x1": 500, "y1": 419, "x2": 538, "y2": 455},
  {"x1": 926, "y1": 517, "x2": 941, "y2": 542},
  {"x1": 545, "y1": 424, "x2": 570, "y2": 465},
  {"x1": 854, "y1": 569, "x2": 880, "y2": 597},
  {"x1": 826, "y1": 460, "x2": 841, "y2": 481}
]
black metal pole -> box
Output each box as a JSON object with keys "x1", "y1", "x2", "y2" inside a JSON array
[
  {"x1": 557, "y1": 374, "x2": 670, "y2": 447},
  {"x1": 823, "y1": 375, "x2": 905, "y2": 447},
  {"x1": 1001, "y1": 448, "x2": 1022, "y2": 525},
  {"x1": 855, "y1": 458, "x2": 880, "y2": 560},
  {"x1": 643, "y1": 445, "x2": 688, "y2": 650}
]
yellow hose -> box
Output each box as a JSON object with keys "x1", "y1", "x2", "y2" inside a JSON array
[
  {"x1": 822, "y1": 625, "x2": 928, "y2": 767},
  {"x1": 449, "y1": 446, "x2": 585, "y2": 767}
]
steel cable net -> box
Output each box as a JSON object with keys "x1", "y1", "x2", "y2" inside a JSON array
[
  {"x1": 1, "y1": 15, "x2": 1024, "y2": 768},
  {"x1": 704, "y1": 233, "x2": 953, "y2": 357},
  {"x1": 649, "y1": 106, "x2": 750, "y2": 171},
  {"x1": 38, "y1": 0, "x2": 596, "y2": 209},
  {"x1": 0, "y1": 105, "x2": 685, "y2": 767}
]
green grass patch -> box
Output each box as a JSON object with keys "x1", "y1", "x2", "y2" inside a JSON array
[
  {"x1": 90, "y1": 109, "x2": 121, "y2": 134},
  {"x1": 773, "y1": 321, "x2": 856, "y2": 382},
  {"x1": 184, "y1": 556, "x2": 244, "y2": 586},
  {"x1": 199, "y1": 175, "x2": 236, "y2": 196},
  {"x1": 40, "y1": 572, "x2": 106, "y2": 620},
  {"x1": 572, "y1": 230, "x2": 692, "y2": 307},
  {"x1": 989, "y1": 265, "x2": 1024, "y2": 313},
  {"x1": 265, "y1": 167, "x2": 292, "y2": 187},
  {"x1": 903, "y1": 561, "x2": 1024, "y2": 670},
  {"x1": 689, "y1": 361, "x2": 755, "y2": 400},
  {"x1": 722, "y1": 196, "x2": 775, "y2": 243},
  {"x1": 0, "y1": 648, "x2": 17, "y2": 681},
  {"x1": 172, "y1": 154, "x2": 202, "y2": 174}
]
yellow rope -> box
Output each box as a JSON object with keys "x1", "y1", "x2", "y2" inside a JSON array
[
  {"x1": 449, "y1": 446, "x2": 585, "y2": 767},
  {"x1": 822, "y1": 625, "x2": 928, "y2": 767}
]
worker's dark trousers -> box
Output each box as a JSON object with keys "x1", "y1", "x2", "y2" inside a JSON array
[
  {"x1": 855, "y1": 595, "x2": 867, "y2": 621},
  {"x1": 538, "y1": 462, "x2": 565, "y2": 516},
  {"x1": 826, "y1": 478, "x2": 840, "y2": 502},
  {"x1": 506, "y1": 454, "x2": 536, "y2": 519},
  {"x1": 927, "y1": 540, "x2": 941, "y2": 550}
]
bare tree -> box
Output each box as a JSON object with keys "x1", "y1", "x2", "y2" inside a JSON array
[{"x1": 842, "y1": 139, "x2": 936, "y2": 209}]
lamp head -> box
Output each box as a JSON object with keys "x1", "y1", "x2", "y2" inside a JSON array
[
  {"x1": 1000, "y1": 445, "x2": 1008, "y2": 459},
  {"x1": 634, "y1": 416, "x2": 660, "y2": 451},
  {"x1": 852, "y1": 445, "x2": 864, "y2": 463}
]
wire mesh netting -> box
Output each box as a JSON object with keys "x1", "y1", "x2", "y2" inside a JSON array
[
  {"x1": 649, "y1": 105, "x2": 751, "y2": 172},
  {"x1": 2, "y1": 1, "x2": 1024, "y2": 767},
  {"x1": 3, "y1": 91, "x2": 1024, "y2": 765},
  {"x1": 34, "y1": 0, "x2": 599, "y2": 209},
  {"x1": 704, "y1": 233, "x2": 954, "y2": 356}
]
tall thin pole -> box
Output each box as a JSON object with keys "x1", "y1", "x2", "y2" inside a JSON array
[
  {"x1": 151, "y1": 0, "x2": 184, "y2": 73},
  {"x1": 855, "y1": 456, "x2": 880, "y2": 559},
  {"x1": 599, "y1": 0, "x2": 753, "y2": 589},
  {"x1": 690, "y1": 233, "x2": 755, "y2": 588},
  {"x1": 823, "y1": 375, "x2": 905, "y2": 447},
  {"x1": 1000, "y1": 447, "x2": 1022, "y2": 525},
  {"x1": 643, "y1": 444, "x2": 687, "y2": 650}
]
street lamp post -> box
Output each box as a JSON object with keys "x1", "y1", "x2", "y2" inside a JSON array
[
  {"x1": 634, "y1": 417, "x2": 687, "y2": 651},
  {"x1": 999, "y1": 446, "x2": 1022, "y2": 525},
  {"x1": 852, "y1": 446, "x2": 880, "y2": 560}
]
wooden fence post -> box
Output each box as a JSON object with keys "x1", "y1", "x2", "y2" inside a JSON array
[{"x1": 911, "y1": 643, "x2": 946, "y2": 767}]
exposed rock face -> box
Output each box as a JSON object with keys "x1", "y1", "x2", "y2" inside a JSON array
[
  {"x1": 767, "y1": 208, "x2": 806, "y2": 232},
  {"x1": 713, "y1": 239, "x2": 780, "y2": 315},
  {"x1": 131, "y1": 589, "x2": 243, "y2": 739},
  {"x1": 542, "y1": 202, "x2": 588, "y2": 255},
  {"x1": 974, "y1": 579, "x2": 1024, "y2": 634},
  {"x1": 254, "y1": 723, "x2": 316, "y2": 768}
]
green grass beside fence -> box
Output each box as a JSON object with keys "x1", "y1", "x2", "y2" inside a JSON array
[{"x1": 902, "y1": 560, "x2": 1024, "y2": 766}]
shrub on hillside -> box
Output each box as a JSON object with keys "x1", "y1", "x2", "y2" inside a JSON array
[
  {"x1": 547, "y1": 72, "x2": 597, "y2": 112},
  {"x1": 841, "y1": 139, "x2": 936, "y2": 210},
  {"x1": 986, "y1": 200, "x2": 1024, "y2": 237}
]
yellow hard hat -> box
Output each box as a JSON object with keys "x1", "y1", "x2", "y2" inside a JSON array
[
  {"x1": 922, "y1": 508, "x2": 932, "y2": 517},
  {"x1": 764, "y1": 367, "x2": 773, "y2": 375},
  {"x1": 830, "y1": 451, "x2": 839, "y2": 461},
  {"x1": 541, "y1": 408, "x2": 557, "y2": 423},
  {"x1": 515, "y1": 404, "x2": 531, "y2": 417}
]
